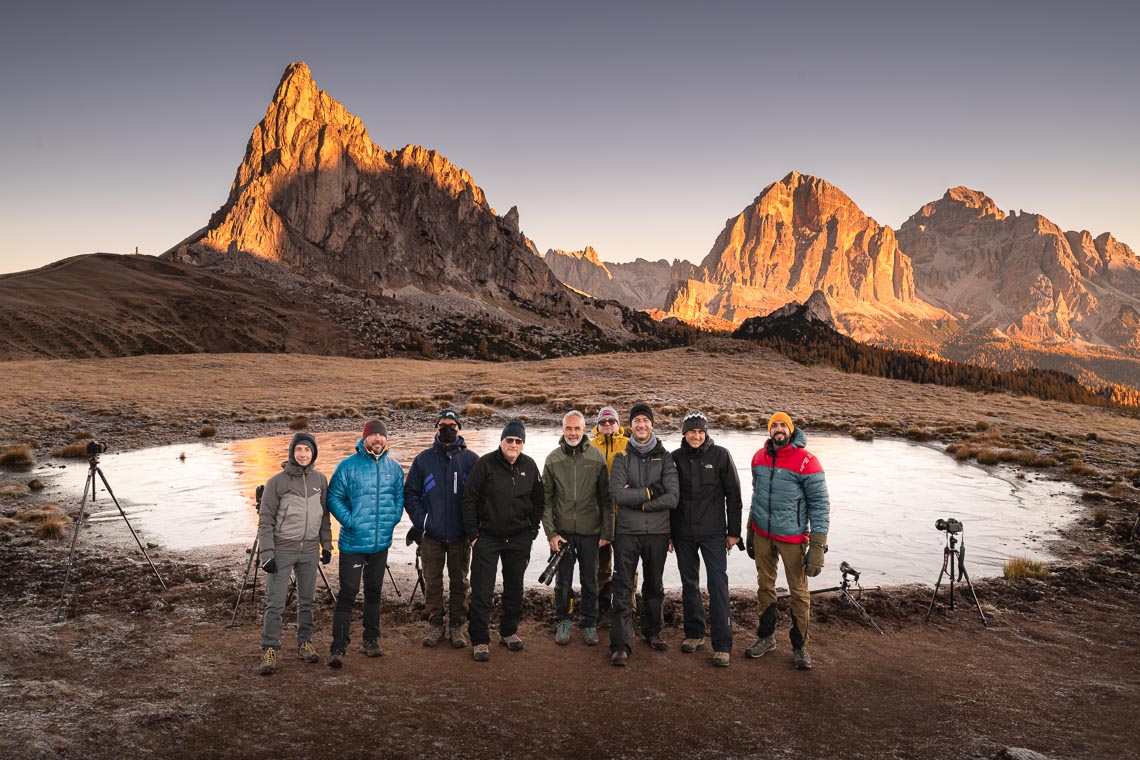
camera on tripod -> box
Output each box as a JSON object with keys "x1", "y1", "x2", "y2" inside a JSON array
[
  {"x1": 839, "y1": 560, "x2": 860, "y2": 581},
  {"x1": 934, "y1": 517, "x2": 963, "y2": 534},
  {"x1": 86, "y1": 440, "x2": 108, "y2": 457}
]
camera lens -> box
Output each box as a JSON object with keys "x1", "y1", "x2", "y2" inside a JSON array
[{"x1": 934, "y1": 518, "x2": 947, "y2": 531}]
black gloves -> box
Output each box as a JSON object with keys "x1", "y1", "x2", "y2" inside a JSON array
[
  {"x1": 321, "y1": 549, "x2": 332, "y2": 565},
  {"x1": 406, "y1": 526, "x2": 423, "y2": 546},
  {"x1": 261, "y1": 557, "x2": 278, "y2": 574},
  {"x1": 648, "y1": 484, "x2": 663, "y2": 499},
  {"x1": 745, "y1": 525, "x2": 755, "y2": 559}
]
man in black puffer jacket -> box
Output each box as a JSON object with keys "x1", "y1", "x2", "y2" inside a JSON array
[
  {"x1": 672, "y1": 411, "x2": 742, "y2": 668},
  {"x1": 608, "y1": 403, "x2": 679, "y2": 666}
]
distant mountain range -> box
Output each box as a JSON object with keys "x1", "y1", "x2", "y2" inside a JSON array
[{"x1": 1, "y1": 61, "x2": 1136, "y2": 392}]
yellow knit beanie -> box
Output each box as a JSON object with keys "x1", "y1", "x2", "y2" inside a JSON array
[{"x1": 767, "y1": 412, "x2": 795, "y2": 435}]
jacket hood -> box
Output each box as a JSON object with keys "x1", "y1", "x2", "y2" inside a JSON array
[
  {"x1": 433, "y1": 435, "x2": 468, "y2": 454},
  {"x1": 559, "y1": 435, "x2": 591, "y2": 455},
  {"x1": 355, "y1": 438, "x2": 390, "y2": 460},
  {"x1": 288, "y1": 432, "x2": 319, "y2": 467},
  {"x1": 767, "y1": 427, "x2": 807, "y2": 454},
  {"x1": 680, "y1": 435, "x2": 714, "y2": 456}
]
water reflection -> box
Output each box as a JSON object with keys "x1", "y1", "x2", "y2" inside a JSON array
[{"x1": 52, "y1": 428, "x2": 1079, "y2": 589}]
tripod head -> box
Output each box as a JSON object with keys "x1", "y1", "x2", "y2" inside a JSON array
[{"x1": 839, "y1": 561, "x2": 860, "y2": 582}]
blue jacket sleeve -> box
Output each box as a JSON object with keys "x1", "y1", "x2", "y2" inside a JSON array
[
  {"x1": 802, "y1": 471, "x2": 830, "y2": 535},
  {"x1": 328, "y1": 461, "x2": 352, "y2": 528},
  {"x1": 403, "y1": 457, "x2": 426, "y2": 530}
]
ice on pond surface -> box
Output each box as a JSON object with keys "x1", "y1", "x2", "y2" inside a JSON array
[{"x1": 50, "y1": 427, "x2": 1080, "y2": 589}]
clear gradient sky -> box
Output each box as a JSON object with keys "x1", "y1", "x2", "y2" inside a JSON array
[{"x1": 2, "y1": 0, "x2": 1137, "y2": 275}]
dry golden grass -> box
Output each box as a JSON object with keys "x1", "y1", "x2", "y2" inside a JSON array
[
  {"x1": 1003, "y1": 556, "x2": 1050, "y2": 581},
  {"x1": 1067, "y1": 462, "x2": 1099, "y2": 477},
  {"x1": 198, "y1": 426, "x2": 217, "y2": 438},
  {"x1": 0, "y1": 444, "x2": 34, "y2": 467},
  {"x1": 54, "y1": 443, "x2": 89, "y2": 458},
  {"x1": 72, "y1": 430, "x2": 94, "y2": 440},
  {"x1": 0, "y1": 516, "x2": 18, "y2": 533},
  {"x1": 17, "y1": 503, "x2": 64, "y2": 523},
  {"x1": 1092, "y1": 508, "x2": 1109, "y2": 527},
  {"x1": 288, "y1": 416, "x2": 309, "y2": 430},
  {"x1": 461, "y1": 403, "x2": 496, "y2": 419},
  {"x1": 0, "y1": 484, "x2": 28, "y2": 498},
  {"x1": 34, "y1": 516, "x2": 70, "y2": 539}
]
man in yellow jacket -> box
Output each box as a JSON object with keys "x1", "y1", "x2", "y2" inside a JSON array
[{"x1": 589, "y1": 406, "x2": 628, "y2": 613}]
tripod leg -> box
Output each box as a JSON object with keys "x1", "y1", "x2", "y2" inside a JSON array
[
  {"x1": 228, "y1": 537, "x2": 260, "y2": 627},
  {"x1": 56, "y1": 465, "x2": 95, "y2": 621},
  {"x1": 317, "y1": 563, "x2": 336, "y2": 604},
  {"x1": 94, "y1": 467, "x2": 167, "y2": 591},
  {"x1": 387, "y1": 563, "x2": 402, "y2": 598},
  {"x1": 285, "y1": 570, "x2": 298, "y2": 609},
  {"x1": 924, "y1": 549, "x2": 950, "y2": 623},
  {"x1": 843, "y1": 588, "x2": 884, "y2": 635},
  {"x1": 959, "y1": 564, "x2": 988, "y2": 627}
]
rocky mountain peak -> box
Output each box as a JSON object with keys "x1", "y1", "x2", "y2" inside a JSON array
[
  {"x1": 662, "y1": 171, "x2": 948, "y2": 342},
  {"x1": 167, "y1": 61, "x2": 574, "y2": 319}
]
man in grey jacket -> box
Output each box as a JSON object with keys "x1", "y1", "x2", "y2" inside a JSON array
[
  {"x1": 608, "y1": 403, "x2": 679, "y2": 666},
  {"x1": 258, "y1": 432, "x2": 333, "y2": 675}
]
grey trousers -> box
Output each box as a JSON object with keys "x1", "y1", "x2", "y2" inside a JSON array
[{"x1": 260, "y1": 550, "x2": 318, "y2": 649}]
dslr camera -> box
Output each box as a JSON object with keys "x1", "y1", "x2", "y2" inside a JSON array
[
  {"x1": 934, "y1": 517, "x2": 963, "y2": 534},
  {"x1": 86, "y1": 440, "x2": 108, "y2": 457}
]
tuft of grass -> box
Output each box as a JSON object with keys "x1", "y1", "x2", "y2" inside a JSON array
[
  {"x1": 0, "y1": 484, "x2": 28, "y2": 498},
  {"x1": 28, "y1": 478, "x2": 44, "y2": 491},
  {"x1": 289, "y1": 416, "x2": 309, "y2": 430},
  {"x1": 54, "y1": 443, "x2": 89, "y2": 458},
  {"x1": 975, "y1": 448, "x2": 1002, "y2": 465},
  {"x1": 392, "y1": 397, "x2": 430, "y2": 410},
  {"x1": 17, "y1": 504, "x2": 64, "y2": 523},
  {"x1": 198, "y1": 426, "x2": 217, "y2": 438},
  {"x1": 0, "y1": 516, "x2": 18, "y2": 533},
  {"x1": 35, "y1": 516, "x2": 70, "y2": 539},
  {"x1": 461, "y1": 403, "x2": 496, "y2": 419},
  {"x1": 0, "y1": 445, "x2": 35, "y2": 467},
  {"x1": 904, "y1": 426, "x2": 936, "y2": 442},
  {"x1": 1066, "y1": 462, "x2": 1098, "y2": 477},
  {"x1": 974, "y1": 420, "x2": 992, "y2": 432},
  {"x1": 517, "y1": 392, "x2": 548, "y2": 404},
  {"x1": 1092, "y1": 508, "x2": 1109, "y2": 527},
  {"x1": 178, "y1": 452, "x2": 186, "y2": 461},
  {"x1": 851, "y1": 427, "x2": 874, "y2": 442},
  {"x1": 71, "y1": 430, "x2": 94, "y2": 441},
  {"x1": 1003, "y1": 556, "x2": 1050, "y2": 581}
]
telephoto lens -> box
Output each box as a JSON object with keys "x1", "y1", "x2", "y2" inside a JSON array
[{"x1": 85, "y1": 440, "x2": 108, "y2": 456}]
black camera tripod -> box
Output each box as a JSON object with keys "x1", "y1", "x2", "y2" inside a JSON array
[
  {"x1": 812, "y1": 561, "x2": 884, "y2": 635},
  {"x1": 57, "y1": 453, "x2": 167, "y2": 621},
  {"x1": 924, "y1": 528, "x2": 987, "y2": 626}
]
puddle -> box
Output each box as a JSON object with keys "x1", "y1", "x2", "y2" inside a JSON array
[{"x1": 48, "y1": 428, "x2": 1080, "y2": 589}]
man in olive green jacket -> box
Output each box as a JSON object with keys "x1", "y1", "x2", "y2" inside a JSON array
[{"x1": 542, "y1": 410, "x2": 614, "y2": 646}]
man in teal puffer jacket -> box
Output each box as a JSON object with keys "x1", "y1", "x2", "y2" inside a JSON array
[
  {"x1": 326, "y1": 419, "x2": 405, "y2": 668},
  {"x1": 746, "y1": 412, "x2": 830, "y2": 670}
]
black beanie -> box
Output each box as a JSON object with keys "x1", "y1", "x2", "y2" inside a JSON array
[
  {"x1": 363, "y1": 419, "x2": 388, "y2": 438},
  {"x1": 681, "y1": 410, "x2": 708, "y2": 434},
  {"x1": 436, "y1": 409, "x2": 462, "y2": 429},
  {"x1": 629, "y1": 403, "x2": 654, "y2": 425},
  {"x1": 501, "y1": 417, "x2": 526, "y2": 442},
  {"x1": 289, "y1": 432, "x2": 318, "y2": 465}
]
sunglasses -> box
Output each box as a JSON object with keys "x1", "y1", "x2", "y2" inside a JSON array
[
  {"x1": 598, "y1": 419, "x2": 617, "y2": 426},
  {"x1": 502, "y1": 437, "x2": 524, "y2": 445}
]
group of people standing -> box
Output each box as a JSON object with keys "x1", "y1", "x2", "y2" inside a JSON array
[{"x1": 255, "y1": 403, "x2": 831, "y2": 674}]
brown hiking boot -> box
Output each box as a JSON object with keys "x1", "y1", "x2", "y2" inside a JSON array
[
  {"x1": 297, "y1": 641, "x2": 319, "y2": 663},
  {"x1": 611, "y1": 650, "x2": 628, "y2": 667},
  {"x1": 423, "y1": 624, "x2": 446, "y2": 648},
  {"x1": 681, "y1": 637, "x2": 705, "y2": 653},
  {"x1": 745, "y1": 635, "x2": 776, "y2": 659},
  {"x1": 645, "y1": 634, "x2": 668, "y2": 651},
  {"x1": 361, "y1": 640, "x2": 383, "y2": 657},
  {"x1": 259, "y1": 647, "x2": 278, "y2": 675},
  {"x1": 449, "y1": 625, "x2": 468, "y2": 649},
  {"x1": 712, "y1": 651, "x2": 731, "y2": 668}
]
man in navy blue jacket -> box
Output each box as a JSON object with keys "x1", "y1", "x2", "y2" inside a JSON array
[
  {"x1": 326, "y1": 419, "x2": 404, "y2": 668},
  {"x1": 404, "y1": 409, "x2": 479, "y2": 648}
]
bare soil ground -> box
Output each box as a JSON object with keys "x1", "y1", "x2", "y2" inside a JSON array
[{"x1": 2, "y1": 343, "x2": 1138, "y2": 759}]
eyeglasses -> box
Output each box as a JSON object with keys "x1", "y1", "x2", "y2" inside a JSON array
[
  {"x1": 438, "y1": 422, "x2": 458, "y2": 430},
  {"x1": 502, "y1": 437, "x2": 524, "y2": 445},
  {"x1": 598, "y1": 419, "x2": 617, "y2": 427}
]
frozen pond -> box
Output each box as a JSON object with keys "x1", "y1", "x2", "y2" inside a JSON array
[{"x1": 49, "y1": 428, "x2": 1080, "y2": 589}]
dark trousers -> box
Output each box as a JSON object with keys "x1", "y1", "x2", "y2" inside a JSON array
[
  {"x1": 609, "y1": 533, "x2": 669, "y2": 654},
  {"x1": 554, "y1": 534, "x2": 600, "y2": 627},
  {"x1": 468, "y1": 533, "x2": 531, "y2": 646},
  {"x1": 331, "y1": 550, "x2": 387, "y2": 654},
  {"x1": 421, "y1": 535, "x2": 471, "y2": 627},
  {"x1": 675, "y1": 536, "x2": 733, "y2": 653}
]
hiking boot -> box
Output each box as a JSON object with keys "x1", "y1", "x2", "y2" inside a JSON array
[
  {"x1": 745, "y1": 635, "x2": 776, "y2": 659},
  {"x1": 326, "y1": 652, "x2": 344, "y2": 669},
  {"x1": 500, "y1": 634, "x2": 524, "y2": 651},
  {"x1": 259, "y1": 647, "x2": 278, "y2": 675},
  {"x1": 793, "y1": 647, "x2": 813, "y2": 670},
  {"x1": 713, "y1": 651, "x2": 731, "y2": 668},
  {"x1": 472, "y1": 643, "x2": 490, "y2": 662},
  {"x1": 423, "y1": 624, "x2": 446, "y2": 648},
  {"x1": 449, "y1": 625, "x2": 468, "y2": 649},
  {"x1": 361, "y1": 639, "x2": 383, "y2": 658},
  {"x1": 555, "y1": 620, "x2": 572, "y2": 645},
  {"x1": 582, "y1": 626, "x2": 599, "y2": 646},
  {"x1": 645, "y1": 634, "x2": 668, "y2": 651},
  {"x1": 681, "y1": 637, "x2": 705, "y2": 653},
  {"x1": 297, "y1": 641, "x2": 319, "y2": 663},
  {"x1": 611, "y1": 650, "x2": 628, "y2": 667}
]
